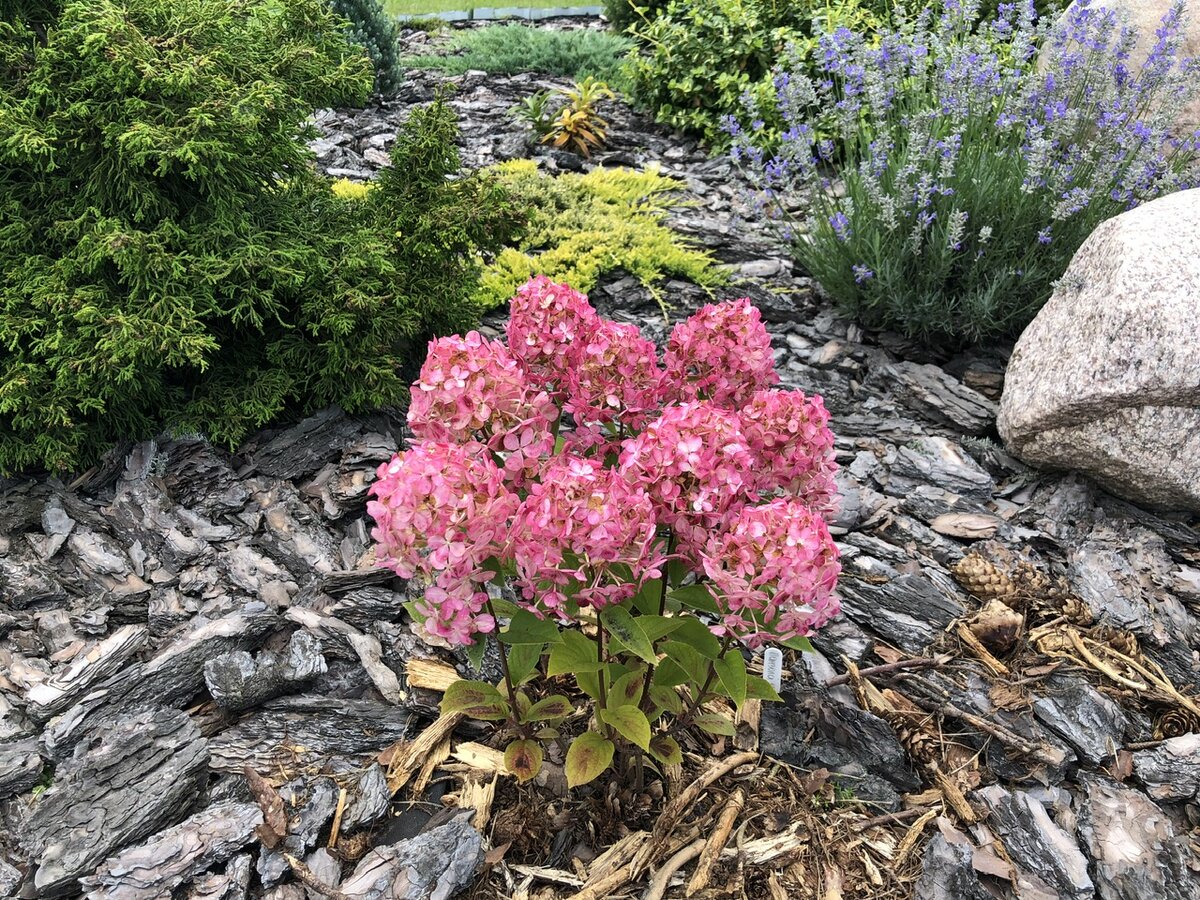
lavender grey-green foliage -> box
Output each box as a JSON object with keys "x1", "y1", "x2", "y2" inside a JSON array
[{"x1": 733, "y1": 0, "x2": 1200, "y2": 345}]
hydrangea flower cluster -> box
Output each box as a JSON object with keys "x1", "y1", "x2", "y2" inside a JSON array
[
  {"x1": 370, "y1": 276, "x2": 841, "y2": 649},
  {"x1": 701, "y1": 499, "x2": 842, "y2": 648},
  {"x1": 408, "y1": 331, "x2": 556, "y2": 484},
  {"x1": 565, "y1": 318, "x2": 665, "y2": 450},
  {"x1": 505, "y1": 275, "x2": 599, "y2": 393},
  {"x1": 740, "y1": 389, "x2": 839, "y2": 514},
  {"x1": 367, "y1": 442, "x2": 518, "y2": 645},
  {"x1": 663, "y1": 297, "x2": 778, "y2": 406},
  {"x1": 618, "y1": 401, "x2": 757, "y2": 562},
  {"x1": 511, "y1": 455, "x2": 660, "y2": 614}
]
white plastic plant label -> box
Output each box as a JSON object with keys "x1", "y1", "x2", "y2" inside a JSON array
[{"x1": 762, "y1": 647, "x2": 784, "y2": 693}]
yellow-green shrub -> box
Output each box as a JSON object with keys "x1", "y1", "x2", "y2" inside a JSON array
[{"x1": 474, "y1": 160, "x2": 725, "y2": 309}]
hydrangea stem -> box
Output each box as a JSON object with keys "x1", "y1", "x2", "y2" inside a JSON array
[
  {"x1": 595, "y1": 623, "x2": 611, "y2": 739},
  {"x1": 486, "y1": 599, "x2": 518, "y2": 707},
  {"x1": 679, "y1": 633, "x2": 734, "y2": 727}
]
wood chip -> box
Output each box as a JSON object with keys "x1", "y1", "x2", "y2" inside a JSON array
[
  {"x1": 457, "y1": 774, "x2": 497, "y2": 833},
  {"x1": 405, "y1": 657, "x2": 460, "y2": 693},
  {"x1": 930, "y1": 513, "x2": 1002, "y2": 539},
  {"x1": 243, "y1": 764, "x2": 286, "y2": 849},
  {"x1": 733, "y1": 699, "x2": 761, "y2": 752},
  {"x1": 386, "y1": 710, "x2": 463, "y2": 795},
  {"x1": 452, "y1": 741, "x2": 506, "y2": 774}
]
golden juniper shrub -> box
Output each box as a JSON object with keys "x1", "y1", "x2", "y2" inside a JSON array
[{"x1": 473, "y1": 161, "x2": 725, "y2": 310}]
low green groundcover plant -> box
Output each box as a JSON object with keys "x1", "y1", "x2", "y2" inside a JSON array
[
  {"x1": 0, "y1": 0, "x2": 520, "y2": 474},
  {"x1": 369, "y1": 277, "x2": 841, "y2": 787},
  {"x1": 475, "y1": 160, "x2": 726, "y2": 309},
  {"x1": 733, "y1": 0, "x2": 1200, "y2": 345},
  {"x1": 330, "y1": 0, "x2": 404, "y2": 94},
  {"x1": 403, "y1": 22, "x2": 633, "y2": 88}
]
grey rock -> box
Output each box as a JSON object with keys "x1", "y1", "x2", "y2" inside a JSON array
[
  {"x1": 915, "y1": 834, "x2": 992, "y2": 900},
  {"x1": 998, "y1": 188, "x2": 1200, "y2": 512},
  {"x1": 1032, "y1": 674, "x2": 1129, "y2": 765},
  {"x1": 183, "y1": 854, "x2": 252, "y2": 900},
  {"x1": 82, "y1": 802, "x2": 262, "y2": 900},
  {"x1": 885, "y1": 436, "x2": 996, "y2": 502},
  {"x1": 24, "y1": 625, "x2": 148, "y2": 721},
  {"x1": 23, "y1": 707, "x2": 209, "y2": 897},
  {"x1": 1077, "y1": 775, "x2": 1200, "y2": 900},
  {"x1": 119, "y1": 605, "x2": 280, "y2": 709},
  {"x1": 340, "y1": 815, "x2": 483, "y2": 900},
  {"x1": 204, "y1": 630, "x2": 326, "y2": 711},
  {"x1": 0, "y1": 856, "x2": 21, "y2": 898},
  {"x1": 303, "y1": 849, "x2": 342, "y2": 900},
  {"x1": 975, "y1": 784, "x2": 1094, "y2": 900},
  {"x1": 0, "y1": 736, "x2": 43, "y2": 799},
  {"x1": 836, "y1": 534, "x2": 965, "y2": 653},
  {"x1": 341, "y1": 764, "x2": 391, "y2": 832},
  {"x1": 207, "y1": 695, "x2": 409, "y2": 773},
  {"x1": 876, "y1": 361, "x2": 998, "y2": 435},
  {"x1": 1132, "y1": 734, "x2": 1200, "y2": 801}
]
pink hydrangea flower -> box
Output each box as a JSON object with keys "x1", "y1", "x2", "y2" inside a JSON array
[
  {"x1": 511, "y1": 455, "x2": 661, "y2": 614},
  {"x1": 407, "y1": 330, "x2": 556, "y2": 485},
  {"x1": 564, "y1": 319, "x2": 665, "y2": 452},
  {"x1": 740, "y1": 389, "x2": 839, "y2": 516},
  {"x1": 505, "y1": 276, "x2": 600, "y2": 394},
  {"x1": 700, "y1": 498, "x2": 841, "y2": 648},
  {"x1": 618, "y1": 401, "x2": 757, "y2": 561},
  {"x1": 367, "y1": 441, "x2": 519, "y2": 645},
  {"x1": 663, "y1": 298, "x2": 779, "y2": 407}
]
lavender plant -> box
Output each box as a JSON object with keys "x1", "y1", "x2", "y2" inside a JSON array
[{"x1": 732, "y1": 0, "x2": 1200, "y2": 344}]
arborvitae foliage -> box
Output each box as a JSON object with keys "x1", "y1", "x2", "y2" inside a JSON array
[
  {"x1": 330, "y1": 0, "x2": 403, "y2": 95},
  {"x1": 0, "y1": 0, "x2": 522, "y2": 474}
]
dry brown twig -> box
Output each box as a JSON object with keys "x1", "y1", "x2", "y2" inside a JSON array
[
  {"x1": 643, "y1": 838, "x2": 707, "y2": 900},
  {"x1": 629, "y1": 751, "x2": 760, "y2": 876},
  {"x1": 823, "y1": 656, "x2": 948, "y2": 688},
  {"x1": 685, "y1": 787, "x2": 745, "y2": 896}
]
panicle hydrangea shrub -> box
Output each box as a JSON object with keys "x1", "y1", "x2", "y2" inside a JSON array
[
  {"x1": 732, "y1": 0, "x2": 1200, "y2": 344},
  {"x1": 369, "y1": 276, "x2": 842, "y2": 789}
]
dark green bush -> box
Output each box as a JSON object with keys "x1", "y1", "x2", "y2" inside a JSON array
[
  {"x1": 0, "y1": 0, "x2": 521, "y2": 474},
  {"x1": 330, "y1": 0, "x2": 403, "y2": 94},
  {"x1": 623, "y1": 0, "x2": 891, "y2": 148},
  {"x1": 602, "y1": 0, "x2": 669, "y2": 32},
  {"x1": 404, "y1": 23, "x2": 633, "y2": 89}
]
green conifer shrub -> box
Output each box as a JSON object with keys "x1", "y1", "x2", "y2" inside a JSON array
[
  {"x1": 0, "y1": 0, "x2": 521, "y2": 474},
  {"x1": 330, "y1": 0, "x2": 404, "y2": 94}
]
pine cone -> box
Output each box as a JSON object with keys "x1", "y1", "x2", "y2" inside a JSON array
[
  {"x1": 952, "y1": 553, "x2": 1015, "y2": 601},
  {"x1": 1060, "y1": 596, "x2": 1095, "y2": 627},
  {"x1": 1012, "y1": 561, "x2": 1050, "y2": 594},
  {"x1": 1094, "y1": 626, "x2": 1140, "y2": 659},
  {"x1": 1155, "y1": 708, "x2": 1200, "y2": 740},
  {"x1": 886, "y1": 712, "x2": 939, "y2": 764}
]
